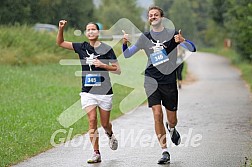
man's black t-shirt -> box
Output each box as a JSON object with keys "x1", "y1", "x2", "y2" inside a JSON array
[
  {"x1": 135, "y1": 28, "x2": 179, "y2": 84},
  {"x1": 72, "y1": 42, "x2": 117, "y2": 95}
]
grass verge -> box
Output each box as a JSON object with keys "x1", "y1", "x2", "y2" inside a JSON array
[{"x1": 0, "y1": 64, "x2": 132, "y2": 167}]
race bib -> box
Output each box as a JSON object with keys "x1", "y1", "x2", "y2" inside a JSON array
[
  {"x1": 84, "y1": 74, "x2": 101, "y2": 86},
  {"x1": 150, "y1": 49, "x2": 169, "y2": 66}
]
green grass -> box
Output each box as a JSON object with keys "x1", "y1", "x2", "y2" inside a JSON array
[
  {"x1": 0, "y1": 64, "x2": 133, "y2": 167},
  {"x1": 0, "y1": 64, "x2": 77, "y2": 166}
]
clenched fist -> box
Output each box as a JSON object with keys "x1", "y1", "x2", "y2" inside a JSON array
[{"x1": 59, "y1": 20, "x2": 67, "y2": 29}]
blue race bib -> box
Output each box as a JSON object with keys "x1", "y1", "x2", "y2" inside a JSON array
[
  {"x1": 150, "y1": 49, "x2": 169, "y2": 66},
  {"x1": 84, "y1": 74, "x2": 101, "y2": 86}
]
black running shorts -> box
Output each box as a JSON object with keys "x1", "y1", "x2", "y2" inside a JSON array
[{"x1": 144, "y1": 83, "x2": 178, "y2": 111}]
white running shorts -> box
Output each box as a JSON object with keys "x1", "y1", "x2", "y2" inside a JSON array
[{"x1": 79, "y1": 92, "x2": 113, "y2": 111}]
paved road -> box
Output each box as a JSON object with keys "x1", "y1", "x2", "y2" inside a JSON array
[{"x1": 13, "y1": 52, "x2": 252, "y2": 167}]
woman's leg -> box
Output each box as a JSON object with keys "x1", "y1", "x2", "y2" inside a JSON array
[
  {"x1": 98, "y1": 107, "x2": 113, "y2": 135},
  {"x1": 86, "y1": 105, "x2": 99, "y2": 151},
  {"x1": 98, "y1": 107, "x2": 118, "y2": 150}
]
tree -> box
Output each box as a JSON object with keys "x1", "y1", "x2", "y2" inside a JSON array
[
  {"x1": 29, "y1": 0, "x2": 95, "y2": 28},
  {"x1": 210, "y1": 0, "x2": 230, "y2": 27},
  {"x1": 154, "y1": 0, "x2": 174, "y2": 18},
  {"x1": 211, "y1": 0, "x2": 252, "y2": 61},
  {"x1": 53, "y1": 0, "x2": 96, "y2": 28},
  {"x1": 155, "y1": 0, "x2": 213, "y2": 46},
  {"x1": 224, "y1": 0, "x2": 252, "y2": 61},
  {"x1": 96, "y1": 0, "x2": 144, "y2": 31},
  {"x1": 0, "y1": 0, "x2": 96, "y2": 28},
  {"x1": 0, "y1": 0, "x2": 32, "y2": 25},
  {"x1": 168, "y1": 0, "x2": 196, "y2": 41},
  {"x1": 189, "y1": 0, "x2": 211, "y2": 32}
]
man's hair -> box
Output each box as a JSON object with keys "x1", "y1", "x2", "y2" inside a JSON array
[
  {"x1": 148, "y1": 6, "x2": 164, "y2": 17},
  {"x1": 86, "y1": 22, "x2": 100, "y2": 31}
]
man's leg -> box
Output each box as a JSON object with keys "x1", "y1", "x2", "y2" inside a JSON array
[
  {"x1": 176, "y1": 63, "x2": 183, "y2": 89},
  {"x1": 152, "y1": 105, "x2": 170, "y2": 164},
  {"x1": 160, "y1": 83, "x2": 180, "y2": 146},
  {"x1": 145, "y1": 83, "x2": 170, "y2": 164},
  {"x1": 152, "y1": 105, "x2": 167, "y2": 149},
  {"x1": 166, "y1": 109, "x2": 181, "y2": 146},
  {"x1": 166, "y1": 109, "x2": 178, "y2": 129}
]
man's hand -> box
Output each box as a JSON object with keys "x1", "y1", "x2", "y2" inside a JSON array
[
  {"x1": 122, "y1": 30, "x2": 129, "y2": 45},
  {"x1": 174, "y1": 29, "x2": 185, "y2": 43},
  {"x1": 59, "y1": 20, "x2": 67, "y2": 29}
]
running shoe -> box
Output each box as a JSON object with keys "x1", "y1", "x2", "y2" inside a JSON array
[
  {"x1": 166, "y1": 122, "x2": 181, "y2": 146},
  {"x1": 106, "y1": 132, "x2": 118, "y2": 150},
  {"x1": 157, "y1": 151, "x2": 170, "y2": 164},
  {"x1": 87, "y1": 152, "x2": 101, "y2": 163}
]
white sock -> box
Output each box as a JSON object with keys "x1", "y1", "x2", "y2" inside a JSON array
[
  {"x1": 169, "y1": 127, "x2": 174, "y2": 132},
  {"x1": 162, "y1": 148, "x2": 168, "y2": 153},
  {"x1": 169, "y1": 126, "x2": 175, "y2": 136}
]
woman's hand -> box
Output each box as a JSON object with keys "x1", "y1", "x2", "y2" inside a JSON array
[
  {"x1": 59, "y1": 20, "x2": 67, "y2": 29},
  {"x1": 93, "y1": 58, "x2": 106, "y2": 68}
]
